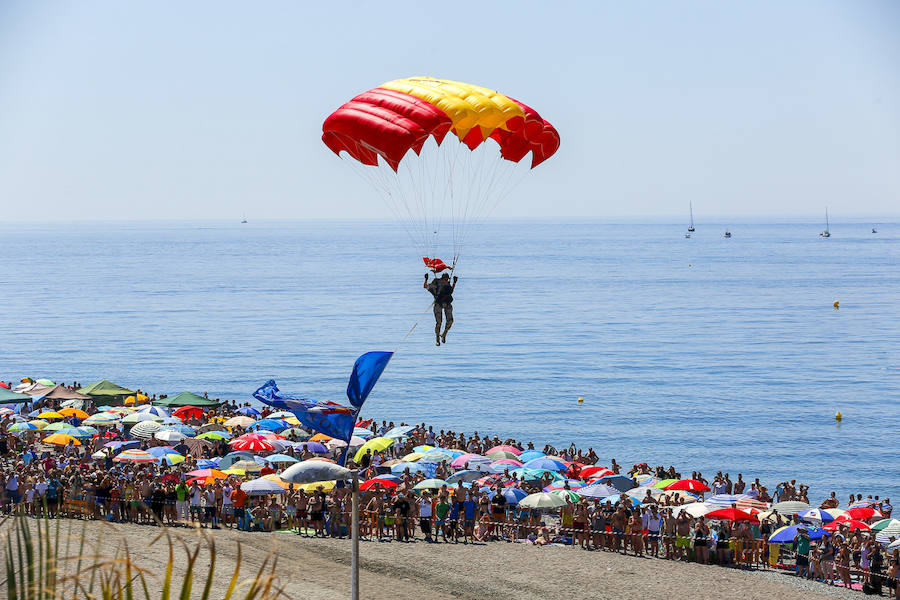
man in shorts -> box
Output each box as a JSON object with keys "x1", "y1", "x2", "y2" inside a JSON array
[
  {"x1": 424, "y1": 272, "x2": 458, "y2": 346},
  {"x1": 675, "y1": 510, "x2": 693, "y2": 560}
]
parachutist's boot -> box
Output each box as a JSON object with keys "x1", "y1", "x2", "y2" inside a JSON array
[
  {"x1": 435, "y1": 334, "x2": 441, "y2": 346},
  {"x1": 441, "y1": 329, "x2": 448, "y2": 344}
]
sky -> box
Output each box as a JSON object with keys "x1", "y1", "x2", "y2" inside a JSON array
[{"x1": 0, "y1": 0, "x2": 898, "y2": 221}]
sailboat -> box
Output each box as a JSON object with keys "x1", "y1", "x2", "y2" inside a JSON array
[
  {"x1": 688, "y1": 203, "x2": 695, "y2": 233},
  {"x1": 872, "y1": 227, "x2": 878, "y2": 234},
  {"x1": 820, "y1": 208, "x2": 830, "y2": 238},
  {"x1": 241, "y1": 213, "x2": 248, "y2": 224},
  {"x1": 724, "y1": 230, "x2": 732, "y2": 238}
]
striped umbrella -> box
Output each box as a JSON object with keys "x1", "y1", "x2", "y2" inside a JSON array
[
  {"x1": 155, "y1": 429, "x2": 186, "y2": 443},
  {"x1": 83, "y1": 412, "x2": 120, "y2": 426},
  {"x1": 799, "y1": 508, "x2": 836, "y2": 524},
  {"x1": 137, "y1": 406, "x2": 170, "y2": 418},
  {"x1": 9, "y1": 422, "x2": 38, "y2": 432},
  {"x1": 114, "y1": 449, "x2": 160, "y2": 463},
  {"x1": 122, "y1": 412, "x2": 162, "y2": 425},
  {"x1": 735, "y1": 497, "x2": 769, "y2": 512},
  {"x1": 229, "y1": 437, "x2": 274, "y2": 453},
  {"x1": 706, "y1": 494, "x2": 750, "y2": 508},
  {"x1": 130, "y1": 421, "x2": 162, "y2": 439},
  {"x1": 771, "y1": 501, "x2": 812, "y2": 516}
]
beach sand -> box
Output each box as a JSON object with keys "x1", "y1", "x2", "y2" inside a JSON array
[{"x1": 14, "y1": 519, "x2": 860, "y2": 600}]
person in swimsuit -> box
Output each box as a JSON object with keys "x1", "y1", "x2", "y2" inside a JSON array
[
  {"x1": 424, "y1": 272, "x2": 458, "y2": 346},
  {"x1": 693, "y1": 517, "x2": 710, "y2": 564}
]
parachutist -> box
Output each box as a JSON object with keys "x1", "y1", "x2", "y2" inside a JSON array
[{"x1": 424, "y1": 272, "x2": 457, "y2": 346}]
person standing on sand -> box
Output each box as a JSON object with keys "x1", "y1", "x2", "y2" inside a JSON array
[
  {"x1": 424, "y1": 272, "x2": 458, "y2": 346},
  {"x1": 675, "y1": 510, "x2": 693, "y2": 560}
]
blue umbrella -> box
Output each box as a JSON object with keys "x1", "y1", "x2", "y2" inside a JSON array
[
  {"x1": 798, "y1": 508, "x2": 836, "y2": 524},
  {"x1": 518, "y1": 450, "x2": 547, "y2": 462},
  {"x1": 219, "y1": 452, "x2": 253, "y2": 469},
  {"x1": 297, "y1": 441, "x2": 328, "y2": 453},
  {"x1": 195, "y1": 458, "x2": 219, "y2": 469},
  {"x1": 390, "y1": 462, "x2": 428, "y2": 475},
  {"x1": 103, "y1": 440, "x2": 140, "y2": 451},
  {"x1": 237, "y1": 407, "x2": 261, "y2": 417},
  {"x1": 706, "y1": 494, "x2": 750, "y2": 508},
  {"x1": 446, "y1": 470, "x2": 489, "y2": 484},
  {"x1": 383, "y1": 425, "x2": 416, "y2": 439},
  {"x1": 58, "y1": 427, "x2": 93, "y2": 439},
  {"x1": 146, "y1": 446, "x2": 178, "y2": 458},
  {"x1": 250, "y1": 418, "x2": 287, "y2": 432},
  {"x1": 595, "y1": 474, "x2": 636, "y2": 492},
  {"x1": 240, "y1": 478, "x2": 286, "y2": 495},
  {"x1": 485, "y1": 488, "x2": 529, "y2": 505},
  {"x1": 768, "y1": 525, "x2": 829, "y2": 544},
  {"x1": 161, "y1": 424, "x2": 196, "y2": 436},
  {"x1": 603, "y1": 494, "x2": 642, "y2": 507},
  {"x1": 522, "y1": 457, "x2": 567, "y2": 472},
  {"x1": 372, "y1": 474, "x2": 402, "y2": 483},
  {"x1": 266, "y1": 453, "x2": 299, "y2": 464}
]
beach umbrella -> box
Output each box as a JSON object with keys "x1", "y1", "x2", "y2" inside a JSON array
[
  {"x1": 265, "y1": 411, "x2": 294, "y2": 420},
  {"x1": 122, "y1": 412, "x2": 162, "y2": 425},
  {"x1": 575, "y1": 483, "x2": 622, "y2": 499},
  {"x1": 412, "y1": 478, "x2": 448, "y2": 492},
  {"x1": 236, "y1": 407, "x2": 261, "y2": 417},
  {"x1": 412, "y1": 444, "x2": 435, "y2": 453},
  {"x1": 352, "y1": 437, "x2": 395, "y2": 463},
  {"x1": 229, "y1": 437, "x2": 274, "y2": 453},
  {"x1": 673, "y1": 502, "x2": 712, "y2": 518},
  {"x1": 603, "y1": 494, "x2": 642, "y2": 507},
  {"x1": 390, "y1": 462, "x2": 428, "y2": 475},
  {"x1": 360, "y1": 478, "x2": 399, "y2": 491},
  {"x1": 37, "y1": 411, "x2": 64, "y2": 420},
  {"x1": 485, "y1": 488, "x2": 529, "y2": 505},
  {"x1": 486, "y1": 444, "x2": 522, "y2": 456},
  {"x1": 420, "y1": 450, "x2": 454, "y2": 463},
  {"x1": 224, "y1": 416, "x2": 256, "y2": 428},
  {"x1": 517, "y1": 450, "x2": 546, "y2": 462},
  {"x1": 187, "y1": 468, "x2": 228, "y2": 479},
  {"x1": 735, "y1": 497, "x2": 769, "y2": 512},
  {"x1": 658, "y1": 490, "x2": 698, "y2": 503},
  {"x1": 250, "y1": 418, "x2": 288, "y2": 432},
  {"x1": 768, "y1": 525, "x2": 828, "y2": 544},
  {"x1": 146, "y1": 447, "x2": 177, "y2": 458},
  {"x1": 137, "y1": 405, "x2": 170, "y2": 418},
  {"x1": 161, "y1": 454, "x2": 185, "y2": 466},
  {"x1": 218, "y1": 452, "x2": 253, "y2": 469},
  {"x1": 196, "y1": 431, "x2": 230, "y2": 441},
  {"x1": 29, "y1": 420, "x2": 51, "y2": 430},
  {"x1": 798, "y1": 508, "x2": 837, "y2": 524},
  {"x1": 446, "y1": 470, "x2": 489, "y2": 484},
  {"x1": 261, "y1": 474, "x2": 292, "y2": 490},
  {"x1": 231, "y1": 460, "x2": 263, "y2": 472},
  {"x1": 519, "y1": 492, "x2": 567, "y2": 509},
  {"x1": 353, "y1": 428, "x2": 374, "y2": 439},
  {"x1": 871, "y1": 518, "x2": 900, "y2": 533},
  {"x1": 543, "y1": 479, "x2": 586, "y2": 492},
  {"x1": 43, "y1": 433, "x2": 80, "y2": 446},
  {"x1": 383, "y1": 425, "x2": 416, "y2": 440},
  {"x1": 265, "y1": 454, "x2": 299, "y2": 464},
  {"x1": 155, "y1": 429, "x2": 186, "y2": 443},
  {"x1": 634, "y1": 474, "x2": 657, "y2": 486},
  {"x1": 551, "y1": 489, "x2": 582, "y2": 503},
  {"x1": 280, "y1": 461, "x2": 352, "y2": 484},
  {"x1": 664, "y1": 479, "x2": 709, "y2": 493},
  {"x1": 281, "y1": 427, "x2": 309, "y2": 439},
  {"x1": 889, "y1": 539, "x2": 900, "y2": 550},
  {"x1": 325, "y1": 436, "x2": 365, "y2": 450},
  {"x1": 625, "y1": 487, "x2": 662, "y2": 501},
  {"x1": 113, "y1": 449, "x2": 157, "y2": 463},
  {"x1": 522, "y1": 457, "x2": 567, "y2": 472},
  {"x1": 160, "y1": 424, "x2": 196, "y2": 436},
  {"x1": 849, "y1": 499, "x2": 878, "y2": 508},
  {"x1": 59, "y1": 399, "x2": 85, "y2": 409},
  {"x1": 449, "y1": 453, "x2": 485, "y2": 469},
  {"x1": 8, "y1": 422, "x2": 37, "y2": 432},
  {"x1": 771, "y1": 501, "x2": 811, "y2": 516},
  {"x1": 241, "y1": 478, "x2": 286, "y2": 495},
  {"x1": 296, "y1": 441, "x2": 328, "y2": 453},
  {"x1": 195, "y1": 458, "x2": 219, "y2": 469},
  {"x1": 83, "y1": 412, "x2": 120, "y2": 426},
  {"x1": 309, "y1": 433, "x2": 332, "y2": 442},
  {"x1": 35, "y1": 378, "x2": 54, "y2": 386},
  {"x1": 705, "y1": 507, "x2": 758, "y2": 522},
  {"x1": 402, "y1": 451, "x2": 426, "y2": 462},
  {"x1": 489, "y1": 459, "x2": 523, "y2": 472},
  {"x1": 58, "y1": 408, "x2": 89, "y2": 419},
  {"x1": 653, "y1": 478, "x2": 679, "y2": 490},
  {"x1": 130, "y1": 421, "x2": 162, "y2": 439},
  {"x1": 171, "y1": 405, "x2": 203, "y2": 421},
  {"x1": 58, "y1": 427, "x2": 95, "y2": 439},
  {"x1": 296, "y1": 481, "x2": 337, "y2": 493},
  {"x1": 844, "y1": 506, "x2": 882, "y2": 520},
  {"x1": 484, "y1": 450, "x2": 520, "y2": 461},
  {"x1": 824, "y1": 519, "x2": 870, "y2": 532},
  {"x1": 595, "y1": 475, "x2": 636, "y2": 492}
]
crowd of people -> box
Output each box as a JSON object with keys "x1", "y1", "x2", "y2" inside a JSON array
[{"x1": 1, "y1": 380, "x2": 898, "y2": 597}]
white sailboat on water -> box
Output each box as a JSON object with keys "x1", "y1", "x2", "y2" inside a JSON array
[
  {"x1": 820, "y1": 208, "x2": 831, "y2": 238},
  {"x1": 688, "y1": 202, "x2": 695, "y2": 232}
]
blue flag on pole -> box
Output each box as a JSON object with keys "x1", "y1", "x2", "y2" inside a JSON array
[
  {"x1": 346, "y1": 351, "x2": 393, "y2": 408},
  {"x1": 253, "y1": 380, "x2": 356, "y2": 442}
]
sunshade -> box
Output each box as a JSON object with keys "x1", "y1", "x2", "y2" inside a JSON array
[
  {"x1": 522, "y1": 457, "x2": 567, "y2": 472},
  {"x1": 0, "y1": 387, "x2": 32, "y2": 403},
  {"x1": 420, "y1": 450, "x2": 454, "y2": 463},
  {"x1": 843, "y1": 506, "x2": 882, "y2": 520},
  {"x1": 327, "y1": 436, "x2": 365, "y2": 450},
  {"x1": 41, "y1": 385, "x2": 91, "y2": 401},
  {"x1": 43, "y1": 433, "x2": 80, "y2": 446},
  {"x1": 486, "y1": 444, "x2": 522, "y2": 456},
  {"x1": 295, "y1": 480, "x2": 336, "y2": 493},
  {"x1": 664, "y1": 479, "x2": 710, "y2": 493},
  {"x1": 705, "y1": 494, "x2": 750, "y2": 508},
  {"x1": 240, "y1": 478, "x2": 286, "y2": 495},
  {"x1": 446, "y1": 470, "x2": 491, "y2": 484},
  {"x1": 280, "y1": 460, "x2": 353, "y2": 484},
  {"x1": 798, "y1": 508, "x2": 836, "y2": 524},
  {"x1": 383, "y1": 425, "x2": 416, "y2": 439},
  {"x1": 186, "y1": 469, "x2": 228, "y2": 479},
  {"x1": 519, "y1": 492, "x2": 568, "y2": 509},
  {"x1": 229, "y1": 438, "x2": 274, "y2": 453},
  {"x1": 83, "y1": 412, "x2": 120, "y2": 425},
  {"x1": 28, "y1": 420, "x2": 51, "y2": 430},
  {"x1": 412, "y1": 478, "x2": 448, "y2": 491},
  {"x1": 551, "y1": 490, "x2": 582, "y2": 502},
  {"x1": 594, "y1": 475, "x2": 636, "y2": 492},
  {"x1": 658, "y1": 490, "x2": 698, "y2": 503},
  {"x1": 37, "y1": 411, "x2": 64, "y2": 420},
  {"x1": 485, "y1": 488, "x2": 529, "y2": 505},
  {"x1": 518, "y1": 450, "x2": 546, "y2": 462},
  {"x1": 360, "y1": 478, "x2": 399, "y2": 491},
  {"x1": 768, "y1": 524, "x2": 828, "y2": 544},
  {"x1": 673, "y1": 502, "x2": 712, "y2": 518},
  {"x1": 8, "y1": 422, "x2": 37, "y2": 432},
  {"x1": 113, "y1": 449, "x2": 158, "y2": 462},
  {"x1": 261, "y1": 473, "x2": 292, "y2": 490},
  {"x1": 171, "y1": 405, "x2": 203, "y2": 421},
  {"x1": 250, "y1": 418, "x2": 287, "y2": 432},
  {"x1": 871, "y1": 518, "x2": 900, "y2": 532},
  {"x1": 704, "y1": 507, "x2": 758, "y2": 522},
  {"x1": 352, "y1": 437, "x2": 395, "y2": 463},
  {"x1": 196, "y1": 431, "x2": 230, "y2": 440},
  {"x1": 122, "y1": 412, "x2": 162, "y2": 425},
  {"x1": 575, "y1": 483, "x2": 622, "y2": 499},
  {"x1": 236, "y1": 406, "x2": 261, "y2": 417},
  {"x1": 265, "y1": 454, "x2": 298, "y2": 464},
  {"x1": 58, "y1": 408, "x2": 89, "y2": 419},
  {"x1": 58, "y1": 427, "x2": 96, "y2": 438},
  {"x1": 390, "y1": 462, "x2": 428, "y2": 475},
  {"x1": 824, "y1": 519, "x2": 870, "y2": 531},
  {"x1": 153, "y1": 392, "x2": 220, "y2": 408},
  {"x1": 137, "y1": 406, "x2": 170, "y2": 418},
  {"x1": 77, "y1": 380, "x2": 135, "y2": 397},
  {"x1": 771, "y1": 501, "x2": 811, "y2": 515},
  {"x1": 155, "y1": 430, "x2": 186, "y2": 443},
  {"x1": 130, "y1": 421, "x2": 163, "y2": 439},
  {"x1": 224, "y1": 416, "x2": 256, "y2": 428},
  {"x1": 230, "y1": 460, "x2": 263, "y2": 472},
  {"x1": 35, "y1": 378, "x2": 55, "y2": 386},
  {"x1": 653, "y1": 478, "x2": 679, "y2": 490}
]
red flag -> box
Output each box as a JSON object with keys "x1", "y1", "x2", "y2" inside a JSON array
[{"x1": 423, "y1": 257, "x2": 450, "y2": 272}]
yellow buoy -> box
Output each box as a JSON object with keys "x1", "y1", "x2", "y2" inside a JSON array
[
  {"x1": 577, "y1": 396, "x2": 584, "y2": 404},
  {"x1": 833, "y1": 301, "x2": 839, "y2": 309},
  {"x1": 835, "y1": 411, "x2": 842, "y2": 421}
]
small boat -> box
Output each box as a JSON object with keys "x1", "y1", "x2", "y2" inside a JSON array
[
  {"x1": 687, "y1": 202, "x2": 695, "y2": 233},
  {"x1": 872, "y1": 227, "x2": 878, "y2": 234},
  {"x1": 685, "y1": 233, "x2": 691, "y2": 239},
  {"x1": 820, "y1": 208, "x2": 830, "y2": 237},
  {"x1": 241, "y1": 213, "x2": 248, "y2": 224},
  {"x1": 724, "y1": 230, "x2": 732, "y2": 238}
]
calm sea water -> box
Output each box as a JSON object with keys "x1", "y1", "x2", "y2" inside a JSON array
[{"x1": 1, "y1": 220, "x2": 898, "y2": 503}]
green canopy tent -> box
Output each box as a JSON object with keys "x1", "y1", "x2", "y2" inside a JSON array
[
  {"x1": 153, "y1": 392, "x2": 221, "y2": 408},
  {"x1": 0, "y1": 387, "x2": 31, "y2": 404},
  {"x1": 76, "y1": 380, "x2": 135, "y2": 405}
]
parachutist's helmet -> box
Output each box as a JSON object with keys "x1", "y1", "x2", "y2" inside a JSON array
[{"x1": 441, "y1": 273, "x2": 450, "y2": 279}]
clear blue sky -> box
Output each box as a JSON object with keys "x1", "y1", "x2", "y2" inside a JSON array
[{"x1": 0, "y1": 0, "x2": 897, "y2": 221}]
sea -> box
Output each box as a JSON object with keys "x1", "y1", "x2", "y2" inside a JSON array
[{"x1": 1, "y1": 219, "x2": 898, "y2": 503}]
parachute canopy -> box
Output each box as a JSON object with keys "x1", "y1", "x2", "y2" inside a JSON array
[{"x1": 323, "y1": 77, "x2": 560, "y2": 171}]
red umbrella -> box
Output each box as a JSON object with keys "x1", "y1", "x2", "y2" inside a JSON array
[
  {"x1": 234, "y1": 433, "x2": 269, "y2": 441},
  {"x1": 229, "y1": 438, "x2": 274, "y2": 453},
  {"x1": 360, "y1": 478, "x2": 400, "y2": 491},
  {"x1": 172, "y1": 405, "x2": 203, "y2": 421},
  {"x1": 824, "y1": 519, "x2": 870, "y2": 531},
  {"x1": 665, "y1": 479, "x2": 710, "y2": 493},
  {"x1": 486, "y1": 445, "x2": 522, "y2": 456},
  {"x1": 186, "y1": 468, "x2": 228, "y2": 479},
  {"x1": 843, "y1": 506, "x2": 881, "y2": 520},
  {"x1": 580, "y1": 466, "x2": 614, "y2": 480},
  {"x1": 705, "y1": 507, "x2": 758, "y2": 522}
]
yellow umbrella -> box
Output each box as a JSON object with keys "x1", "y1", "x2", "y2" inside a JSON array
[
  {"x1": 28, "y1": 420, "x2": 49, "y2": 430},
  {"x1": 353, "y1": 436, "x2": 394, "y2": 463},
  {"x1": 124, "y1": 394, "x2": 150, "y2": 405},
  {"x1": 43, "y1": 433, "x2": 80, "y2": 446},
  {"x1": 283, "y1": 416, "x2": 300, "y2": 426},
  {"x1": 231, "y1": 460, "x2": 262, "y2": 472},
  {"x1": 310, "y1": 433, "x2": 333, "y2": 442},
  {"x1": 297, "y1": 480, "x2": 336, "y2": 493},
  {"x1": 207, "y1": 416, "x2": 227, "y2": 424},
  {"x1": 58, "y1": 408, "x2": 90, "y2": 419},
  {"x1": 37, "y1": 411, "x2": 64, "y2": 420},
  {"x1": 107, "y1": 406, "x2": 134, "y2": 415},
  {"x1": 402, "y1": 452, "x2": 426, "y2": 462},
  {"x1": 222, "y1": 468, "x2": 246, "y2": 476}
]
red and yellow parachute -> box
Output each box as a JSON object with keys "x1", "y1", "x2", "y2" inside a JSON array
[{"x1": 322, "y1": 77, "x2": 560, "y2": 269}]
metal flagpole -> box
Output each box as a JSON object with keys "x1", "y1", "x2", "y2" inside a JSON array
[{"x1": 351, "y1": 469, "x2": 360, "y2": 600}]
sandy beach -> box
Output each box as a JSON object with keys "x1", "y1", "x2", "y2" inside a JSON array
[{"x1": 11, "y1": 517, "x2": 863, "y2": 600}]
